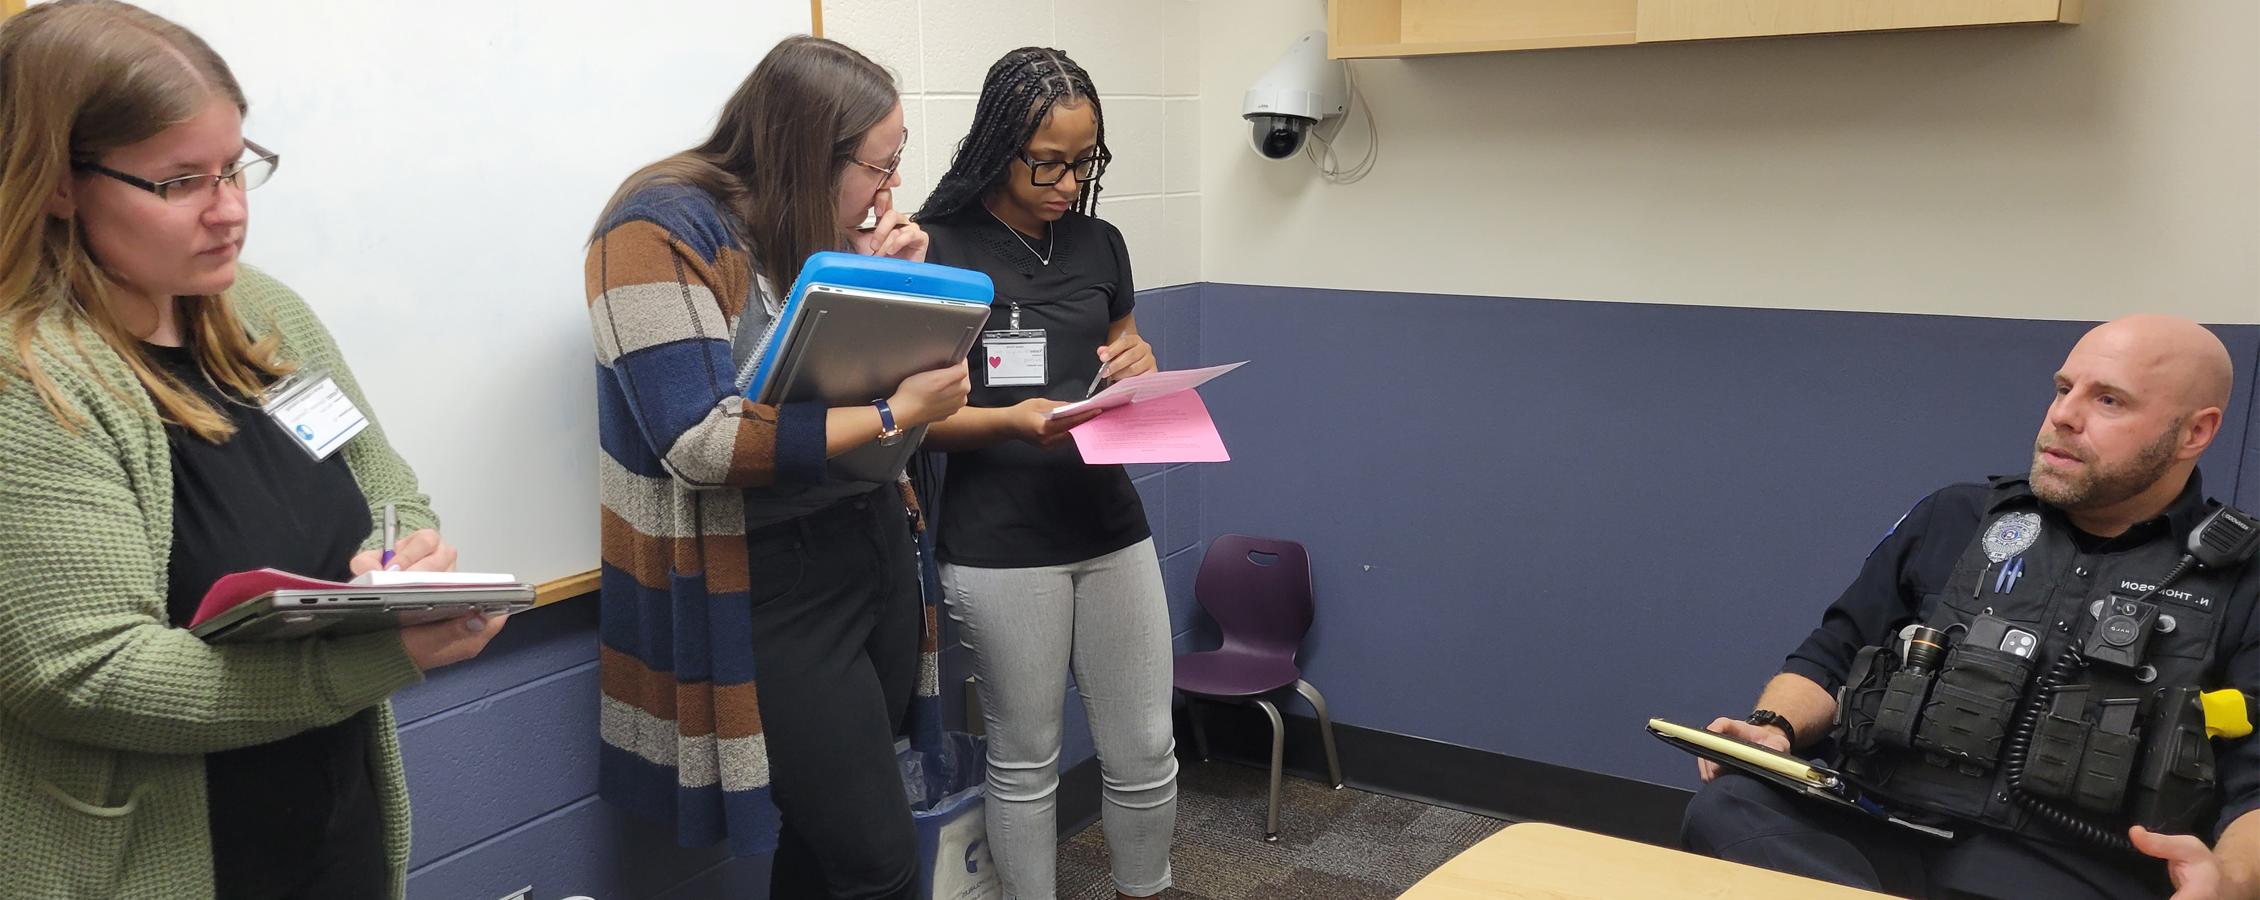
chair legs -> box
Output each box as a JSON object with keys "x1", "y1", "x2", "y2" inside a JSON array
[
  {"x1": 1179, "y1": 681, "x2": 1342, "y2": 841},
  {"x1": 1293, "y1": 679, "x2": 1344, "y2": 790},
  {"x1": 1255, "y1": 697, "x2": 1285, "y2": 843}
]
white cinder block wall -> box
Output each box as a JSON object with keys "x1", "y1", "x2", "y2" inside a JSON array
[{"x1": 826, "y1": 0, "x2": 1203, "y2": 288}]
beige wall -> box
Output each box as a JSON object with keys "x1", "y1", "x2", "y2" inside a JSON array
[
  {"x1": 1201, "y1": 0, "x2": 2260, "y2": 323},
  {"x1": 825, "y1": 0, "x2": 1204, "y2": 288}
]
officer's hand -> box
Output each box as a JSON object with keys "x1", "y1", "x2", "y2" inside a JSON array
[
  {"x1": 2131, "y1": 825, "x2": 2224, "y2": 900},
  {"x1": 1697, "y1": 717, "x2": 1791, "y2": 783}
]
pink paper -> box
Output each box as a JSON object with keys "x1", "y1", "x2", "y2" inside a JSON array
[{"x1": 1069, "y1": 390, "x2": 1230, "y2": 464}]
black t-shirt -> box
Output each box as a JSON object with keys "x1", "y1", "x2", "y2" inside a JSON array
[
  {"x1": 923, "y1": 210, "x2": 1152, "y2": 568},
  {"x1": 150, "y1": 341, "x2": 386, "y2": 899}
]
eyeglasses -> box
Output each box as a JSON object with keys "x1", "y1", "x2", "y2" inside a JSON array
[
  {"x1": 850, "y1": 129, "x2": 909, "y2": 180},
  {"x1": 1016, "y1": 151, "x2": 1109, "y2": 187},
  {"x1": 74, "y1": 139, "x2": 280, "y2": 206}
]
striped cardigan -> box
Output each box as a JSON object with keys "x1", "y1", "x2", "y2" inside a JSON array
[{"x1": 585, "y1": 182, "x2": 943, "y2": 856}]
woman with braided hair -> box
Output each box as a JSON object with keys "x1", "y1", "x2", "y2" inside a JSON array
[{"x1": 918, "y1": 48, "x2": 1177, "y2": 900}]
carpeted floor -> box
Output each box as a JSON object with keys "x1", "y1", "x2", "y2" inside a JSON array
[{"x1": 1055, "y1": 760, "x2": 1506, "y2": 900}]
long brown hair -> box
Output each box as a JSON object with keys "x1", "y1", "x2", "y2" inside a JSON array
[
  {"x1": 0, "y1": 0, "x2": 290, "y2": 442},
  {"x1": 593, "y1": 35, "x2": 898, "y2": 292}
]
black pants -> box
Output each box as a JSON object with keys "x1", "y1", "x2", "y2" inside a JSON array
[
  {"x1": 1680, "y1": 773, "x2": 2172, "y2": 899},
  {"x1": 257, "y1": 828, "x2": 390, "y2": 900},
  {"x1": 209, "y1": 711, "x2": 388, "y2": 900},
  {"x1": 748, "y1": 487, "x2": 924, "y2": 900}
]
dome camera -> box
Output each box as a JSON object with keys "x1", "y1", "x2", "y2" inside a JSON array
[{"x1": 1242, "y1": 31, "x2": 1346, "y2": 161}]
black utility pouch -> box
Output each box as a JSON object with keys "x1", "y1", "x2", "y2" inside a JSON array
[
  {"x1": 1834, "y1": 646, "x2": 1894, "y2": 755},
  {"x1": 1872, "y1": 669, "x2": 1934, "y2": 750},
  {"x1": 2074, "y1": 699, "x2": 2142, "y2": 814},
  {"x1": 1914, "y1": 642, "x2": 2035, "y2": 768},
  {"x1": 2023, "y1": 685, "x2": 2090, "y2": 802}
]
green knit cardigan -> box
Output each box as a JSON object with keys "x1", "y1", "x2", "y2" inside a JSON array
[{"x1": 0, "y1": 265, "x2": 431, "y2": 899}]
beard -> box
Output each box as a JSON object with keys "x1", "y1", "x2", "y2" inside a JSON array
[{"x1": 2030, "y1": 417, "x2": 2182, "y2": 511}]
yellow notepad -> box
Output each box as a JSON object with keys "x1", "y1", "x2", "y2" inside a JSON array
[{"x1": 1646, "y1": 718, "x2": 1835, "y2": 788}]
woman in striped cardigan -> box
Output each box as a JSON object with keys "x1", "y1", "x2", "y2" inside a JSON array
[{"x1": 584, "y1": 35, "x2": 969, "y2": 900}]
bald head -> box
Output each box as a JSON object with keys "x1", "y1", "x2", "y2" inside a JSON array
[
  {"x1": 2030, "y1": 314, "x2": 2233, "y2": 532},
  {"x1": 2069, "y1": 314, "x2": 2235, "y2": 415}
]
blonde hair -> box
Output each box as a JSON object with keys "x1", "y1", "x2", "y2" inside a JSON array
[{"x1": 0, "y1": 0, "x2": 288, "y2": 442}]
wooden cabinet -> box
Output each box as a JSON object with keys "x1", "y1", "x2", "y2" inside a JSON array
[{"x1": 1328, "y1": 0, "x2": 2081, "y2": 59}]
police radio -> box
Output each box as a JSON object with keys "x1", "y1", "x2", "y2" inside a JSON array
[
  {"x1": 2189, "y1": 505, "x2": 2260, "y2": 568},
  {"x1": 2084, "y1": 505, "x2": 2259, "y2": 674}
]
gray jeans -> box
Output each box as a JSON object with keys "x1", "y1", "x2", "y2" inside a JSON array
[{"x1": 942, "y1": 538, "x2": 1179, "y2": 899}]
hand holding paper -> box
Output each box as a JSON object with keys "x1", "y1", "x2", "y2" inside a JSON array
[
  {"x1": 1044, "y1": 361, "x2": 1248, "y2": 420},
  {"x1": 1059, "y1": 361, "x2": 1247, "y2": 465}
]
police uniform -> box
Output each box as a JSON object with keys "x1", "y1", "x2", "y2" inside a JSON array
[{"x1": 1681, "y1": 473, "x2": 2260, "y2": 899}]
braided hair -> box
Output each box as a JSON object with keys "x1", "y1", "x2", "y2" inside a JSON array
[{"x1": 916, "y1": 47, "x2": 1108, "y2": 222}]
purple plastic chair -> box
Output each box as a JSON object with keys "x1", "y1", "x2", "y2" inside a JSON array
[{"x1": 1173, "y1": 534, "x2": 1343, "y2": 842}]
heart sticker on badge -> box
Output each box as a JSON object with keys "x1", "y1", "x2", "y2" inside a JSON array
[{"x1": 989, "y1": 356, "x2": 1003, "y2": 368}]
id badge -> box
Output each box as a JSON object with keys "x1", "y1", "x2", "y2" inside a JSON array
[
  {"x1": 260, "y1": 369, "x2": 370, "y2": 461},
  {"x1": 982, "y1": 329, "x2": 1048, "y2": 387}
]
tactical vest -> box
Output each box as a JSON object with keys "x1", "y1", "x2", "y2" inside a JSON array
[{"x1": 1832, "y1": 479, "x2": 2244, "y2": 843}]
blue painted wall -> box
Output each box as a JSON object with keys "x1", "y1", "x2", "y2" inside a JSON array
[
  {"x1": 1183, "y1": 283, "x2": 2260, "y2": 792},
  {"x1": 400, "y1": 279, "x2": 2258, "y2": 897}
]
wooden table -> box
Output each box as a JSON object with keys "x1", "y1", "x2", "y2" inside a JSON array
[{"x1": 1399, "y1": 823, "x2": 1893, "y2": 899}]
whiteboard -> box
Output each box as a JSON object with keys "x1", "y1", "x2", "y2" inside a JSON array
[{"x1": 115, "y1": 0, "x2": 816, "y2": 585}]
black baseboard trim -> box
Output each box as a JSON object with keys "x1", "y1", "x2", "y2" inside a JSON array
[
  {"x1": 1057, "y1": 753, "x2": 1103, "y2": 840},
  {"x1": 1178, "y1": 699, "x2": 1693, "y2": 848}
]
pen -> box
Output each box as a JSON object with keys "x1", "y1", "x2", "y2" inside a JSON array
[
  {"x1": 381, "y1": 503, "x2": 398, "y2": 569},
  {"x1": 1082, "y1": 364, "x2": 1110, "y2": 400}
]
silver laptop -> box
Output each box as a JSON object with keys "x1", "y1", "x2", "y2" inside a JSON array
[
  {"x1": 190, "y1": 584, "x2": 536, "y2": 644},
  {"x1": 742, "y1": 283, "x2": 991, "y2": 483}
]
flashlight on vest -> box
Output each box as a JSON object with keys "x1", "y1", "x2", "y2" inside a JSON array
[{"x1": 1901, "y1": 625, "x2": 1947, "y2": 674}]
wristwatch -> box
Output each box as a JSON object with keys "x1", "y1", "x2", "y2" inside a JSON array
[
  {"x1": 874, "y1": 399, "x2": 905, "y2": 446},
  {"x1": 1746, "y1": 709, "x2": 1796, "y2": 748}
]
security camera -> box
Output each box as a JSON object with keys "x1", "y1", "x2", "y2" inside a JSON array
[{"x1": 1242, "y1": 30, "x2": 1347, "y2": 161}]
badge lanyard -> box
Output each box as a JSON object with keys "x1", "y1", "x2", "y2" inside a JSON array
[
  {"x1": 982, "y1": 301, "x2": 1046, "y2": 387},
  {"x1": 258, "y1": 368, "x2": 370, "y2": 461}
]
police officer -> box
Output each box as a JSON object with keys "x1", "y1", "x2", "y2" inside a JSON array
[{"x1": 1680, "y1": 315, "x2": 2260, "y2": 899}]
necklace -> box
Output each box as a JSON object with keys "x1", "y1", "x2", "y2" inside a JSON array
[{"x1": 985, "y1": 206, "x2": 1054, "y2": 267}]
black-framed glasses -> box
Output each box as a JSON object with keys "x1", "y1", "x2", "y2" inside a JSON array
[
  {"x1": 1016, "y1": 151, "x2": 1109, "y2": 187},
  {"x1": 73, "y1": 139, "x2": 280, "y2": 206}
]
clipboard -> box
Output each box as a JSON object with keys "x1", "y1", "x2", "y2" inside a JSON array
[
  {"x1": 1646, "y1": 718, "x2": 1955, "y2": 840},
  {"x1": 735, "y1": 252, "x2": 992, "y2": 483}
]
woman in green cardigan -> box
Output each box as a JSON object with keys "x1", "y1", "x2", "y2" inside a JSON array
[{"x1": 0, "y1": 3, "x2": 507, "y2": 897}]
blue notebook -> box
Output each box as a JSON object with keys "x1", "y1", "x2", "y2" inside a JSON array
[{"x1": 733, "y1": 252, "x2": 993, "y2": 482}]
